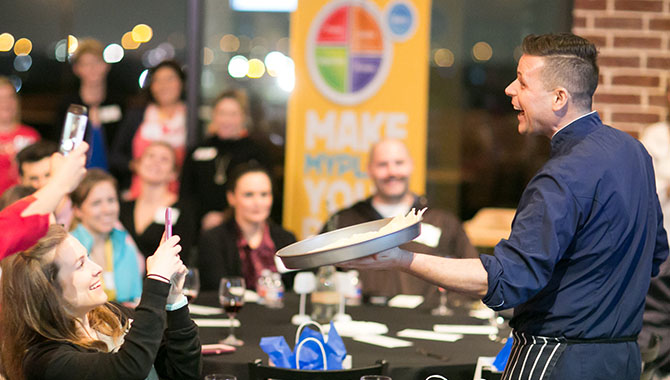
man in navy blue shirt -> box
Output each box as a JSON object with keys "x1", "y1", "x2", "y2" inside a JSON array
[{"x1": 342, "y1": 33, "x2": 668, "y2": 379}]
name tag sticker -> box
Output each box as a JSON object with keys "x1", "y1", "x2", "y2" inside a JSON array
[
  {"x1": 154, "y1": 207, "x2": 181, "y2": 225},
  {"x1": 98, "y1": 105, "x2": 122, "y2": 123},
  {"x1": 192, "y1": 147, "x2": 217, "y2": 161},
  {"x1": 413, "y1": 223, "x2": 442, "y2": 248}
]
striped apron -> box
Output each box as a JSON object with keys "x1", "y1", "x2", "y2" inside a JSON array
[{"x1": 502, "y1": 330, "x2": 638, "y2": 380}]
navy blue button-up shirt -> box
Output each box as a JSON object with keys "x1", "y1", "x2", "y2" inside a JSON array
[{"x1": 481, "y1": 111, "x2": 669, "y2": 339}]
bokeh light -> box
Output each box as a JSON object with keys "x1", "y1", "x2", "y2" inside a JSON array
[
  {"x1": 132, "y1": 24, "x2": 153, "y2": 43},
  {"x1": 264, "y1": 51, "x2": 285, "y2": 77},
  {"x1": 247, "y1": 58, "x2": 265, "y2": 78},
  {"x1": 138, "y1": 69, "x2": 149, "y2": 88},
  {"x1": 122, "y1": 32, "x2": 141, "y2": 50},
  {"x1": 0, "y1": 33, "x2": 15, "y2": 52},
  {"x1": 472, "y1": 41, "x2": 493, "y2": 62},
  {"x1": 228, "y1": 55, "x2": 249, "y2": 78},
  {"x1": 8, "y1": 75, "x2": 22, "y2": 92},
  {"x1": 142, "y1": 43, "x2": 175, "y2": 68},
  {"x1": 68, "y1": 35, "x2": 79, "y2": 55},
  {"x1": 219, "y1": 34, "x2": 240, "y2": 52},
  {"x1": 13, "y1": 55, "x2": 32, "y2": 72},
  {"x1": 103, "y1": 43, "x2": 124, "y2": 63},
  {"x1": 203, "y1": 47, "x2": 214, "y2": 65},
  {"x1": 277, "y1": 56, "x2": 295, "y2": 92},
  {"x1": 54, "y1": 39, "x2": 67, "y2": 62},
  {"x1": 434, "y1": 48, "x2": 455, "y2": 67},
  {"x1": 13, "y1": 38, "x2": 32, "y2": 56}
]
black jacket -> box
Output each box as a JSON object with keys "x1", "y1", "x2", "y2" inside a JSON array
[
  {"x1": 23, "y1": 279, "x2": 201, "y2": 380},
  {"x1": 179, "y1": 136, "x2": 273, "y2": 223},
  {"x1": 198, "y1": 218, "x2": 297, "y2": 291}
]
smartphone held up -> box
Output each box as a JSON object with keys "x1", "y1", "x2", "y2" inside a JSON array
[{"x1": 59, "y1": 104, "x2": 88, "y2": 155}]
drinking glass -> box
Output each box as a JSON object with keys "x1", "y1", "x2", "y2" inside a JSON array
[
  {"x1": 182, "y1": 268, "x2": 200, "y2": 302},
  {"x1": 219, "y1": 276, "x2": 245, "y2": 346},
  {"x1": 431, "y1": 287, "x2": 453, "y2": 316},
  {"x1": 360, "y1": 376, "x2": 392, "y2": 380},
  {"x1": 204, "y1": 374, "x2": 237, "y2": 380}
]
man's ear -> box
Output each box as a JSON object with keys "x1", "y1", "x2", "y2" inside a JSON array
[{"x1": 552, "y1": 87, "x2": 569, "y2": 111}]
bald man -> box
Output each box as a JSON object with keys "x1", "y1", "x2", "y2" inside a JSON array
[{"x1": 321, "y1": 139, "x2": 479, "y2": 301}]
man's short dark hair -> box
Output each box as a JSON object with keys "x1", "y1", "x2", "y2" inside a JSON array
[
  {"x1": 16, "y1": 141, "x2": 58, "y2": 176},
  {"x1": 522, "y1": 33, "x2": 599, "y2": 110}
]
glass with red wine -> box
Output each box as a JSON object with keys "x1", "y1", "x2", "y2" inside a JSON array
[
  {"x1": 219, "y1": 276, "x2": 245, "y2": 346},
  {"x1": 182, "y1": 268, "x2": 200, "y2": 302}
]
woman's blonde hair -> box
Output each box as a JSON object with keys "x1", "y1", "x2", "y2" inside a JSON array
[
  {"x1": 72, "y1": 38, "x2": 104, "y2": 64},
  {"x1": 0, "y1": 225, "x2": 127, "y2": 380}
]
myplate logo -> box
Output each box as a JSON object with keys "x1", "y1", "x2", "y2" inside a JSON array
[{"x1": 307, "y1": 0, "x2": 395, "y2": 106}]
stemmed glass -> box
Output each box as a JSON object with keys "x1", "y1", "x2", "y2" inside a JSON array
[
  {"x1": 431, "y1": 287, "x2": 454, "y2": 316},
  {"x1": 182, "y1": 268, "x2": 200, "y2": 302},
  {"x1": 219, "y1": 276, "x2": 245, "y2": 346}
]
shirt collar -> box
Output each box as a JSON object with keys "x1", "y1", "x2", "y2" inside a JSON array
[
  {"x1": 236, "y1": 223, "x2": 275, "y2": 251},
  {"x1": 551, "y1": 110, "x2": 598, "y2": 139},
  {"x1": 550, "y1": 111, "x2": 601, "y2": 154}
]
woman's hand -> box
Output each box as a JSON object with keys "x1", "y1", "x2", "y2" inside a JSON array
[
  {"x1": 167, "y1": 264, "x2": 188, "y2": 304},
  {"x1": 146, "y1": 235, "x2": 183, "y2": 282},
  {"x1": 49, "y1": 142, "x2": 89, "y2": 193}
]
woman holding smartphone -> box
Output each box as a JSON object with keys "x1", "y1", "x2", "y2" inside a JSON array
[{"x1": 0, "y1": 225, "x2": 201, "y2": 380}]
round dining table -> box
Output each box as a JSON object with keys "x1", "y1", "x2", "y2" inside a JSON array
[{"x1": 194, "y1": 290, "x2": 505, "y2": 380}]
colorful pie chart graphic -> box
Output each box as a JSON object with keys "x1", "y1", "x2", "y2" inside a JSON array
[{"x1": 307, "y1": 0, "x2": 393, "y2": 105}]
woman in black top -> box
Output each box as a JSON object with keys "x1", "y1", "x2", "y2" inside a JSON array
[
  {"x1": 119, "y1": 141, "x2": 196, "y2": 264},
  {"x1": 0, "y1": 224, "x2": 200, "y2": 380},
  {"x1": 180, "y1": 89, "x2": 273, "y2": 231},
  {"x1": 198, "y1": 163, "x2": 296, "y2": 291}
]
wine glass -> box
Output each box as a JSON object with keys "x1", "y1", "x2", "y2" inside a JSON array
[
  {"x1": 219, "y1": 276, "x2": 246, "y2": 346},
  {"x1": 182, "y1": 268, "x2": 200, "y2": 302},
  {"x1": 360, "y1": 376, "x2": 392, "y2": 380},
  {"x1": 431, "y1": 287, "x2": 453, "y2": 316}
]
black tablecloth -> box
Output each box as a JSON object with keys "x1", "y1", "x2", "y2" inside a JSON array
[{"x1": 195, "y1": 291, "x2": 505, "y2": 380}]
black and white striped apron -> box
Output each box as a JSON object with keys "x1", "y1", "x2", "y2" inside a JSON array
[
  {"x1": 501, "y1": 330, "x2": 638, "y2": 380},
  {"x1": 501, "y1": 331, "x2": 567, "y2": 380}
]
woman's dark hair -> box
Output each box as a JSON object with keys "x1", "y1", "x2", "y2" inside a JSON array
[
  {"x1": 70, "y1": 169, "x2": 118, "y2": 208},
  {"x1": 226, "y1": 161, "x2": 272, "y2": 193},
  {"x1": 145, "y1": 60, "x2": 186, "y2": 103}
]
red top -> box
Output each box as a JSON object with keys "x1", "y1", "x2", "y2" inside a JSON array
[
  {"x1": 128, "y1": 104, "x2": 186, "y2": 199},
  {"x1": 0, "y1": 195, "x2": 49, "y2": 260},
  {"x1": 0, "y1": 124, "x2": 40, "y2": 195},
  {"x1": 236, "y1": 223, "x2": 277, "y2": 290}
]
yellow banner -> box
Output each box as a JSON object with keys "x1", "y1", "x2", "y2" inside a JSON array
[{"x1": 284, "y1": 0, "x2": 431, "y2": 238}]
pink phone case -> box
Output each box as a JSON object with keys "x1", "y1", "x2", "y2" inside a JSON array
[
  {"x1": 165, "y1": 208, "x2": 172, "y2": 238},
  {"x1": 201, "y1": 343, "x2": 236, "y2": 355}
]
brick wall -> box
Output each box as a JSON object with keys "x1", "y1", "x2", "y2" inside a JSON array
[{"x1": 573, "y1": 0, "x2": 670, "y2": 137}]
